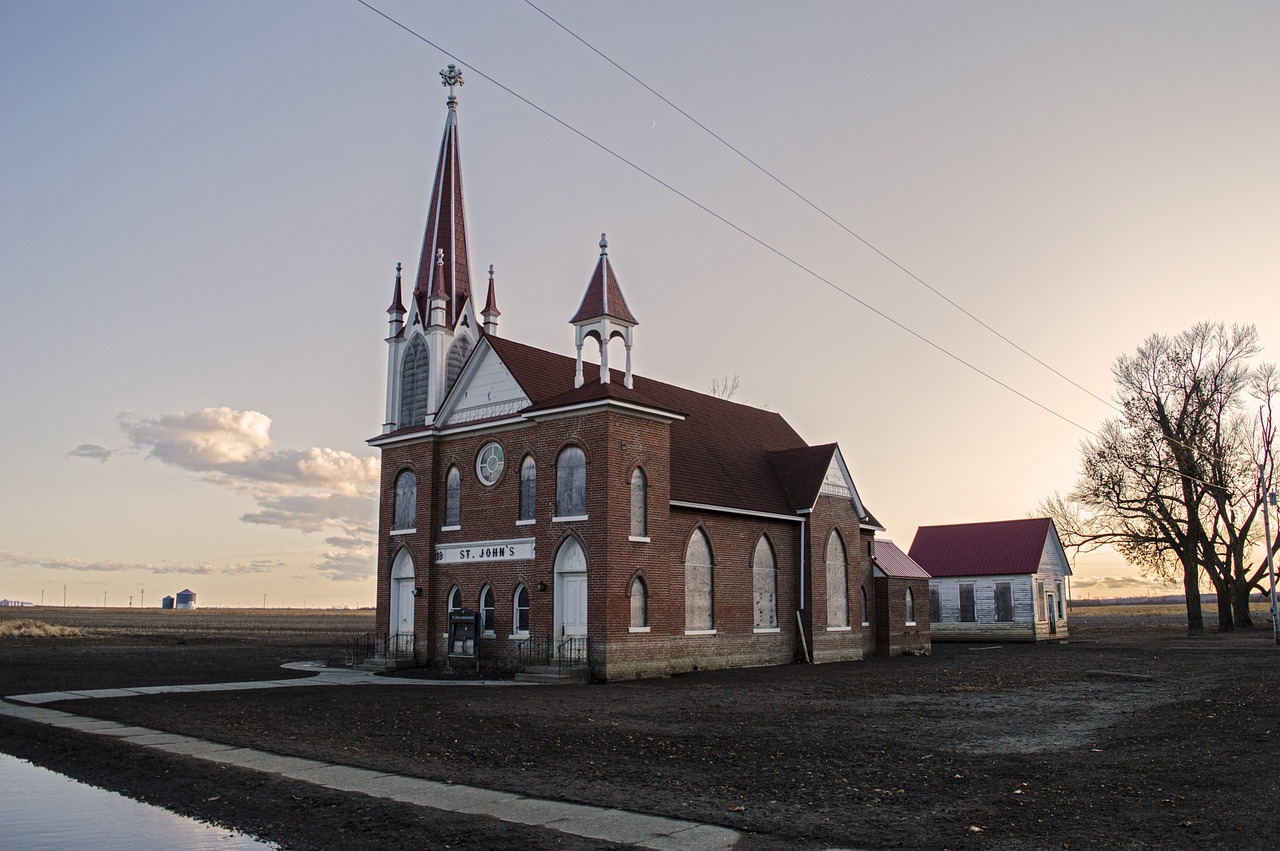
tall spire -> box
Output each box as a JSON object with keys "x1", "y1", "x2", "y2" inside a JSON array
[
  {"x1": 482, "y1": 264, "x2": 501, "y2": 336},
  {"x1": 413, "y1": 64, "x2": 472, "y2": 329}
]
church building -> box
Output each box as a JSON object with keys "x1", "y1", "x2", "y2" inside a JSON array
[{"x1": 370, "y1": 68, "x2": 911, "y2": 681}]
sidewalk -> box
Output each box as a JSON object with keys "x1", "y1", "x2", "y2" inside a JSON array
[{"x1": 2, "y1": 664, "x2": 741, "y2": 851}]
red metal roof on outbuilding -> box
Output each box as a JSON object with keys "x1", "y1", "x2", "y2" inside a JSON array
[{"x1": 908, "y1": 518, "x2": 1055, "y2": 577}]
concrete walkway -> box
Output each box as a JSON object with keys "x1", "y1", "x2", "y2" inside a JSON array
[{"x1": 1, "y1": 665, "x2": 742, "y2": 851}]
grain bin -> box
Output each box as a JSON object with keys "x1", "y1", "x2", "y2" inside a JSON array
[
  {"x1": 175, "y1": 589, "x2": 196, "y2": 610},
  {"x1": 161, "y1": 595, "x2": 175, "y2": 610}
]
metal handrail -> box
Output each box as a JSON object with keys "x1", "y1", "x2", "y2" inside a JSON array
[{"x1": 557, "y1": 635, "x2": 587, "y2": 675}]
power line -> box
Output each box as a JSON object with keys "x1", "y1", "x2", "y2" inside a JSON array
[
  {"x1": 355, "y1": 0, "x2": 1098, "y2": 433},
  {"x1": 521, "y1": 0, "x2": 1121, "y2": 417}
]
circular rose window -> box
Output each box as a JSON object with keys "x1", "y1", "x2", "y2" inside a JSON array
[{"x1": 476, "y1": 442, "x2": 505, "y2": 486}]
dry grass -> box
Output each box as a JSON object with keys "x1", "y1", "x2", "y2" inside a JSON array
[{"x1": 0, "y1": 619, "x2": 85, "y2": 638}]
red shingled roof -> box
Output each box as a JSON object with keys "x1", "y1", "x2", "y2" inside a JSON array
[
  {"x1": 872, "y1": 540, "x2": 931, "y2": 579},
  {"x1": 487, "y1": 336, "x2": 829, "y2": 516},
  {"x1": 908, "y1": 518, "x2": 1056, "y2": 577},
  {"x1": 570, "y1": 253, "x2": 637, "y2": 326}
]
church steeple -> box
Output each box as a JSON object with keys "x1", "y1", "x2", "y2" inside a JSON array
[
  {"x1": 572, "y1": 234, "x2": 638, "y2": 388},
  {"x1": 482, "y1": 264, "x2": 501, "y2": 336},
  {"x1": 413, "y1": 64, "x2": 472, "y2": 330}
]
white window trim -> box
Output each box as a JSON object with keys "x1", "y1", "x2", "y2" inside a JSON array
[
  {"x1": 753, "y1": 627, "x2": 781, "y2": 634},
  {"x1": 552, "y1": 515, "x2": 588, "y2": 523},
  {"x1": 684, "y1": 629, "x2": 717, "y2": 636},
  {"x1": 861, "y1": 620, "x2": 871, "y2": 627},
  {"x1": 826, "y1": 625, "x2": 852, "y2": 632},
  {"x1": 390, "y1": 528, "x2": 416, "y2": 536},
  {"x1": 628, "y1": 535, "x2": 651, "y2": 543},
  {"x1": 905, "y1": 620, "x2": 917, "y2": 627},
  {"x1": 628, "y1": 626, "x2": 651, "y2": 634},
  {"x1": 481, "y1": 630, "x2": 496, "y2": 639},
  {"x1": 508, "y1": 630, "x2": 530, "y2": 640},
  {"x1": 515, "y1": 519, "x2": 536, "y2": 526},
  {"x1": 441, "y1": 524, "x2": 461, "y2": 532}
]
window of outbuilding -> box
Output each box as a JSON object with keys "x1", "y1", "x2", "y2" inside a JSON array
[
  {"x1": 398, "y1": 336, "x2": 429, "y2": 428},
  {"x1": 929, "y1": 587, "x2": 941, "y2": 623},
  {"x1": 825, "y1": 531, "x2": 849, "y2": 628},
  {"x1": 905, "y1": 588, "x2": 916, "y2": 625},
  {"x1": 513, "y1": 584, "x2": 530, "y2": 636},
  {"x1": 444, "y1": 466, "x2": 461, "y2": 527},
  {"x1": 393, "y1": 470, "x2": 416, "y2": 531},
  {"x1": 518, "y1": 456, "x2": 536, "y2": 523},
  {"x1": 630, "y1": 577, "x2": 648, "y2": 629},
  {"x1": 555, "y1": 446, "x2": 586, "y2": 518},
  {"x1": 480, "y1": 585, "x2": 495, "y2": 635},
  {"x1": 995, "y1": 582, "x2": 1014, "y2": 622},
  {"x1": 684, "y1": 529, "x2": 714, "y2": 631},
  {"x1": 959, "y1": 583, "x2": 976, "y2": 622},
  {"x1": 1035, "y1": 580, "x2": 1046, "y2": 620},
  {"x1": 630, "y1": 468, "x2": 647, "y2": 538},
  {"x1": 752, "y1": 536, "x2": 777, "y2": 630},
  {"x1": 1056, "y1": 583, "x2": 1065, "y2": 619}
]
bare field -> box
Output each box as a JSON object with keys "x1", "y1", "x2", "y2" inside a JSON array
[{"x1": 0, "y1": 607, "x2": 373, "y2": 645}]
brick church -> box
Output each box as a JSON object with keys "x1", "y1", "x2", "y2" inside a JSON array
[{"x1": 370, "y1": 68, "x2": 928, "y2": 680}]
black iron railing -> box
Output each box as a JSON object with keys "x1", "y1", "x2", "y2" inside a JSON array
[
  {"x1": 557, "y1": 635, "x2": 587, "y2": 675},
  {"x1": 517, "y1": 635, "x2": 552, "y2": 667},
  {"x1": 346, "y1": 632, "x2": 415, "y2": 667}
]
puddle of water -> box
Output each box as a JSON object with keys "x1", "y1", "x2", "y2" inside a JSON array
[{"x1": 0, "y1": 752, "x2": 275, "y2": 850}]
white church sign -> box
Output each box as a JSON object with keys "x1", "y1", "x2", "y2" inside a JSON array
[{"x1": 435, "y1": 537, "x2": 535, "y2": 565}]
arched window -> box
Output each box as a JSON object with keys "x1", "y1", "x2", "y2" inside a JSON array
[
  {"x1": 905, "y1": 588, "x2": 916, "y2": 626},
  {"x1": 826, "y1": 531, "x2": 849, "y2": 628},
  {"x1": 444, "y1": 466, "x2": 460, "y2": 527},
  {"x1": 480, "y1": 585, "x2": 495, "y2": 635},
  {"x1": 684, "y1": 529, "x2": 713, "y2": 631},
  {"x1": 752, "y1": 536, "x2": 777, "y2": 629},
  {"x1": 555, "y1": 446, "x2": 586, "y2": 517},
  {"x1": 861, "y1": 585, "x2": 870, "y2": 626},
  {"x1": 398, "y1": 336, "x2": 429, "y2": 427},
  {"x1": 518, "y1": 456, "x2": 536, "y2": 522},
  {"x1": 393, "y1": 470, "x2": 416, "y2": 531},
  {"x1": 630, "y1": 576, "x2": 648, "y2": 628},
  {"x1": 447, "y1": 586, "x2": 461, "y2": 615},
  {"x1": 445, "y1": 335, "x2": 473, "y2": 395},
  {"x1": 513, "y1": 584, "x2": 530, "y2": 635},
  {"x1": 630, "y1": 468, "x2": 647, "y2": 537}
]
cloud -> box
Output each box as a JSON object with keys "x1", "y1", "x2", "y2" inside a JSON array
[
  {"x1": 1071, "y1": 574, "x2": 1179, "y2": 592},
  {"x1": 67, "y1": 444, "x2": 114, "y2": 463},
  {"x1": 111, "y1": 406, "x2": 378, "y2": 581},
  {"x1": 0, "y1": 551, "x2": 264, "y2": 576}
]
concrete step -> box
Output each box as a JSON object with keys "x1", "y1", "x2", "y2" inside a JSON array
[{"x1": 515, "y1": 666, "x2": 589, "y2": 685}]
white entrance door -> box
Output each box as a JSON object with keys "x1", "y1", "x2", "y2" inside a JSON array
[
  {"x1": 562, "y1": 573, "x2": 588, "y2": 636},
  {"x1": 554, "y1": 537, "x2": 588, "y2": 642},
  {"x1": 390, "y1": 550, "x2": 415, "y2": 649}
]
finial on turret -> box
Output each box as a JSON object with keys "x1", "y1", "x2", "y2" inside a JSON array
[
  {"x1": 599, "y1": 233, "x2": 608, "y2": 256},
  {"x1": 441, "y1": 64, "x2": 464, "y2": 106},
  {"x1": 436, "y1": 248, "x2": 445, "y2": 267}
]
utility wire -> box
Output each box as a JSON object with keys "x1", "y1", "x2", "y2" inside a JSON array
[
  {"x1": 355, "y1": 0, "x2": 1096, "y2": 435},
  {"x1": 521, "y1": 0, "x2": 1122, "y2": 418}
]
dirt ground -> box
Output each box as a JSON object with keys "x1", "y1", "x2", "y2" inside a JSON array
[{"x1": 2, "y1": 609, "x2": 1278, "y2": 850}]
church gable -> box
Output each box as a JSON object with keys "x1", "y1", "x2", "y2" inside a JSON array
[
  {"x1": 439, "y1": 342, "x2": 530, "y2": 426},
  {"x1": 822, "y1": 447, "x2": 869, "y2": 520}
]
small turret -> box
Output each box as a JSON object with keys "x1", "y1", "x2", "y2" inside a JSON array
[
  {"x1": 482, "y1": 264, "x2": 501, "y2": 336},
  {"x1": 429, "y1": 249, "x2": 448, "y2": 328},
  {"x1": 572, "y1": 234, "x2": 638, "y2": 388},
  {"x1": 387, "y1": 262, "x2": 406, "y2": 338}
]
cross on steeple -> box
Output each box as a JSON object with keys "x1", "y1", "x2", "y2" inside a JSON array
[{"x1": 440, "y1": 64, "x2": 464, "y2": 105}]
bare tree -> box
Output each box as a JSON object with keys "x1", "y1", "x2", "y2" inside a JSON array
[
  {"x1": 1042, "y1": 323, "x2": 1274, "y2": 633},
  {"x1": 709, "y1": 375, "x2": 740, "y2": 400}
]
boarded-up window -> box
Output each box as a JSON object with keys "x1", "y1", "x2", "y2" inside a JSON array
[
  {"x1": 825, "y1": 531, "x2": 849, "y2": 628},
  {"x1": 444, "y1": 335, "x2": 472, "y2": 395},
  {"x1": 994, "y1": 582, "x2": 1014, "y2": 622},
  {"x1": 1035, "y1": 580, "x2": 1046, "y2": 620},
  {"x1": 513, "y1": 585, "x2": 530, "y2": 634},
  {"x1": 480, "y1": 586, "x2": 495, "y2": 634},
  {"x1": 929, "y1": 587, "x2": 941, "y2": 623},
  {"x1": 630, "y1": 577, "x2": 647, "y2": 628},
  {"x1": 630, "y1": 468, "x2": 647, "y2": 537},
  {"x1": 752, "y1": 536, "x2": 777, "y2": 629},
  {"x1": 518, "y1": 456, "x2": 536, "y2": 522},
  {"x1": 905, "y1": 588, "x2": 916, "y2": 625},
  {"x1": 393, "y1": 470, "x2": 416, "y2": 530},
  {"x1": 556, "y1": 446, "x2": 586, "y2": 517},
  {"x1": 684, "y1": 529, "x2": 713, "y2": 630},
  {"x1": 445, "y1": 466, "x2": 460, "y2": 526},
  {"x1": 960, "y1": 583, "x2": 976, "y2": 622},
  {"x1": 1056, "y1": 583, "x2": 1065, "y2": 619},
  {"x1": 398, "y1": 336, "x2": 429, "y2": 427}
]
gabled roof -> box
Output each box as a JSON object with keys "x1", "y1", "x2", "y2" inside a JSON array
[
  {"x1": 570, "y1": 242, "x2": 637, "y2": 326},
  {"x1": 908, "y1": 517, "x2": 1058, "y2": 578},
  {"x1": 487, "y1": 336, "x2": 830, "y2": 516},
  {"x1": 767, "y1": 444, "x2": 837, "y2": 512},
  {"x1": 413, "y1": 94, "x2": 471, "y2": 328},
  {"x1": 872, "y1": 540, "x2": 931, "y2": 579}
]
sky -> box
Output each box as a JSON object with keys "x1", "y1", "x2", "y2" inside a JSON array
[{"x1": 2, "y1": 1, "x2": 1278, "y2": 608}]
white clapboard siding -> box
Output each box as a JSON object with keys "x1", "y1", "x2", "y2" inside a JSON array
[{"x1": 443, "y1": 347, "x2": 530, "y2": 425}]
